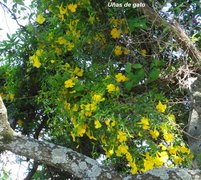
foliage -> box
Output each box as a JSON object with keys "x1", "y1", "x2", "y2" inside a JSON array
[{"x1": 0, "y1": 0, "x2": 199, "y2": 177}]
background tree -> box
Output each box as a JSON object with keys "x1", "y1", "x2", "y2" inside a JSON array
[{"x1": 0, "y1": 0, "x2": 200, "y2": 179}]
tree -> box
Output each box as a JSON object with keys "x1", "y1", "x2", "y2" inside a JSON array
[{"x1": 0, "y1": 0, "x2": 200, "y2": 179}]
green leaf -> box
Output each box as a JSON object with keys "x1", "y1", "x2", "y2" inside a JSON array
[
  {"x1": 125, "y1": 63, "x2": 132, "y2": 73},
  {"x1": 134, "y1": 69, "x2": 145, "y2": 81},
  {"x1": 128, "y1": 17, "x2": 148, "y2": 31},
  {"x1": 149, "y1": 68, "x2": 160, "y2": 81},
  {"x1": 133, "y1": 63, "x2": 142, "y2": 69},
  {"x1": 124, "y1": 81, "x2": 133, "y2": 91}
]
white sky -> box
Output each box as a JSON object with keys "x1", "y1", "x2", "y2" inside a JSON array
[{"x1": 0, "y1": 0, "x2": 31, "y2": 41}]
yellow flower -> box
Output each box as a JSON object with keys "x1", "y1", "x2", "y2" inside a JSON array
[
  {"x1": 158, "y1": 151, "x2": 169, "y2": 163},
  {"x1": 9, "y1": 93, "x2": 15, "y2": 101},
  {"x1": 126, "y1": 152, "x2": 133, "y2": 162},
  {"x1": 62, "y1": 63, "x2": 70, "y2": 70},
  {"x1": 163, "y1": 132, "x2": 174, "y2": 143},
  {"x1": 105, "y1": 119, "x2": 116, "y2": 128},
  {"x1": 115, "y1": 73, "x2": 128, "y2": 82},
  {"x1": 101, "y1": 135, "x2": 106, "y2": 144},
  {"x1": 36, "y1": 14, "x2": 45, "y2": 24},
  {"x1": 149, "y1": 129, "x2": 159, "y2": 139},
  {"x1": 124, "y1": 48, "x2": 130, "y2": 55},
  {"x1": 130, "y1": 161, "x2": 138, "y2": 174},
  {"x1": 105, "y1": 148, "x2": 114, "y2": 158},
  {"x1": 153, "y1": 154, "x2": 164, "y2": 167},
  {"x1": 85, "y1": 111, "x2": 92, "y2": 117},
  {"x1": 67, "y1": 3, "x2": 77, "y2": 13},
  {"x1": 110, "y1": 28, "x2": 121, "y2": 39},
  {"x1": 159, "y1": 143, "x2": 167, "y2": 150},
  {"x1": 57, "y1": 37, "x2": 66, "y2": 45},
  {"x1": 89, "y1": 15, "x2": 95, "y2": 24},
  {"x1": 92, "y1": 94, "x2": 105, "y2": 103},
  {"x1": 117, "y1": 131, "x2": 127, "y2": 142},
  {"x1": 50, "y1": 60, "x2": 55, "y2": 64},
  {"x1": 74, "y1": 67, "x2": 84, "y2": 77},
  {"x1": 156, "y1": 101, "x2": 167, "y2": 113},
  {"x1": 167, "y1": 146, "x2": 177, "y2": 155},
  {"x1": 138, "y1": 117, "x2": 150, "y2": 130},
  {"x1": 85, "y1": 103, "x2": 96, "y2": 112},
  {"x1": 114, "y1": 45, "x2": 123, "y2": 56},
  {"x1": 72, "y1": 104, "x2": 78, "y2": 112},
  {"x1": 106, "y1": 84, "x2": 119, "y2": 93},
  {"x1": 64, "y1": 79, "x2": 75, "y2": 88},
  {"x1": 36, "y1": 49, "x2": 43, "y2": 56},
  {"x1": 173, "y1": 155, "x2": 183, "y2": 165},
  {"x1": 17, "y1": 119, "x2": 23, "y2": 126},
  {"x1": 29, "y1": 54, "x2": 41, "y2": 68},
  {"x1": 86, "y1": 130, "x2": 97, "y2": 140},
  {"x1": 179, "y1": 145, "x2": 190, "y2": 154},
  {"x1": 66, "y1": 42, "x2": 74, "y2": 51},
  {"x1": 71, "y1": 132, "x2": 76, "y2": 142},
  {"x1": 141, "y1": 49, "x2": 147, "y2": 57},
  {"x1": 64, "y1": 101, "x2": 71, "y2": 110},
  {"x1": 142, "y1": 158, "x2": 154, "y2": 172},
  {"x1": 94, "y1": 120, "x2": 102, "y2": 129},
  {"x1": 167, "y1": 114, "x2": 176, "y2": 122},
  {"x1": 76, "y1": 124, "x2": 87, "y2": 137},
  {"x1": 116, "y1": 144, "x2": 128, "y2": 156},
  {"x1": 57, "y1": 3, "x2": 67, "y2": 15}
]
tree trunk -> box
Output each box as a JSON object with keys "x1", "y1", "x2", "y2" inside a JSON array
[{"x1": 187, "y1": 76, "x2": 201, "y2": 169}]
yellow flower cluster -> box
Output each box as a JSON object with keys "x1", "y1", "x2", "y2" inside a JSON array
[
  {"x1": 106, "y1": 84, "x2": 119, "y2": 93},
  {"x1": 92, "y1": 94, "x2": 105, "y2": 103},
  {"x1": 80, "y1": 103, "x2": 97, "y2": 117},
  {"x1": 64, "y1": 78, "x2": 75, "y2": 88},
  {"x1": 114, "y1": 45, "x2": 122, "y2": 56},
  {"x1": 94, "y1": 119, "x2": 102, "y2": 129},
  {"x1": 67, "y1": 3, "x2": 78, "y2": 13},
  {"x1": 149, "y1": 129, "x2": 159, "y2": 139},
  {"x1": 156, "y1": 101, "x2": 167, "y2": 113},
  {"x1": 114, "y1": 46, "x2": 130, "y2": 56},
  {"x1": 29, "y1": 49, "x2": 43, "y2": 68},
  {"x1": 105, "y1": 118, "x2": 116, "y2": 128},
  {"x1": 36, "y1": 14, "x2": 45, "y2": 24},
  {"x1": 56, "y1": 36, "x2": 74, "y2": 51},
  {"x1": 115, "y1": 73, "x2": 128, "y2": 82},
  {"x1": 141, "y1": 49, "x2": 147, "y2": 57},
  {"x1": 73, "y1": 67, "x2": 84, "y2": 77},
  {"x1": 138, "y1": 117, "x2": 150, "y2": 130},
  {"x1": 117, "y1": 131, "x2": 127, "y2": 142},
  {"x1": 56, "y1": 3, "x2": 78, "y2": 20},
  {"x1": 110, "y1": 28, "x2": 121, "y2": 39}
]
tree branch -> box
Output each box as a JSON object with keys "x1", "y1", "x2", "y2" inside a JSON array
[
  {"x1": 132, "y1": 0, "x2": 201, "y2": 62},
  {"x1": 1, "y1": 96, "x2": 201, "y2": 179}
]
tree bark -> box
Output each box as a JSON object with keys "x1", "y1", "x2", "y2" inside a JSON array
[{"x1": 187, "y1": 76, "x2": 201, "y2": 169}]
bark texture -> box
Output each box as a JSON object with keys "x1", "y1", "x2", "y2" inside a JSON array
[{"x1": 188, "y1": 77, "x2": 201, "y2": 168}]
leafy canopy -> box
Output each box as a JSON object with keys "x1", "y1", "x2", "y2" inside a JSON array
[{"x1": 0, "y1": 0, "x2": 194, "y2": 175}]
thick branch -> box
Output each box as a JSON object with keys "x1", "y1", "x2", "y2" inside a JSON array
[
  {"x1": 133, "y1": 0, "x2": 201, "y2": 62},
  {"x1": 0, "y1": 135, "x2": 122, "y2": 179},
  {"x1": 1, "y1": 98, "x2": 201, "y2": 179}
]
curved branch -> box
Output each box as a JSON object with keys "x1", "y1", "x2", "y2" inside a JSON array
[
  {"x1": 132, "y1": 0, "x2": 201, "y2": 62},
  {"x1": 0, "y1": 96, "x2": 201, "y2": 179},
  {"x1": 0, "y1": 1, "x2": 27, "y2": 31}
]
